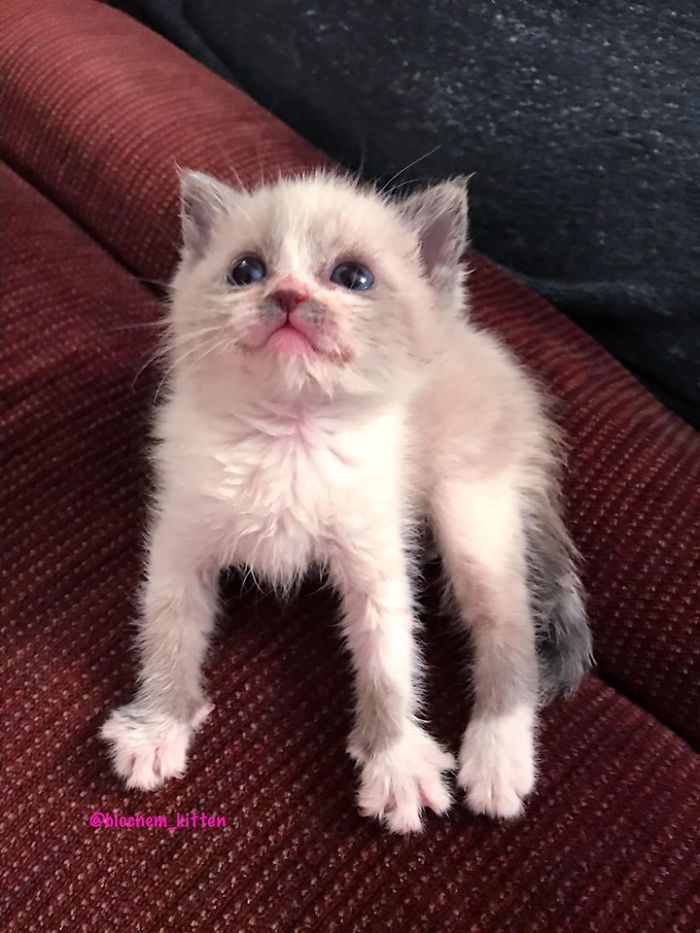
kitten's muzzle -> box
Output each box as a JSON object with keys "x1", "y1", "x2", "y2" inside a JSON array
[{"x1": 269, "y1": 288, "x2": 309, "y2": 316}]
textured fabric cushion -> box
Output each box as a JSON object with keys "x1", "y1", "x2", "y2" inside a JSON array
[
  {"x1": 3, "y1": 163, "x2": 699, "y2": 931},
  {"x1": 2, "y1": 0, "x2": 698, "y2": 746}
]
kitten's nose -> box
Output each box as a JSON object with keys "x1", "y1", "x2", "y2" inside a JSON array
[{"x1": 270, "y1": 288, "x2": 308, "y2": 316}]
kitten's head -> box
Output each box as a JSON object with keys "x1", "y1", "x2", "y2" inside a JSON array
[{"x1": 169, "y1": 169, "x2": 468, "y2": 401}]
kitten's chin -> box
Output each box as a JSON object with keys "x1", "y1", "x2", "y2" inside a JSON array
[{"x1": 228, "y1": 340, "x2": 342, "y2": 397}]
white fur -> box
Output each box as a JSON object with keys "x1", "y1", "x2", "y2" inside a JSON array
[
  {"x1": 352, "y1": 721, "x2": 456, "y2": 834},
  {"x1": 101, "y1": 702, "x2": 212, "y2": 791},
  {"x1": 458, "y1": 705, "x2": 536, "y2": 819},
  {"x1": 101, "y1": 171, "x2": 560, "y2": 832}
]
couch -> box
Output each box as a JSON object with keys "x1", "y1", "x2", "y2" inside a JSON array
[{"x1": 2, "y1": 2, "x2": 698, "y2": 930}]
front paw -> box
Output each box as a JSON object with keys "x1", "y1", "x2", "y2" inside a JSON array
[
  {"x1": 458, "y1": 706, "x2": 536, "y2": 819},
  {"x1": 352, "y1": 722, "x2": 455, "y2": 834},
  {"x1": 100, "y1": 700, "x2": 212, "y2": 791}
]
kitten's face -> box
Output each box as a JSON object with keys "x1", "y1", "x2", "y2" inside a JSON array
[{"x1": 170, "y1": 171, "x2": 467, "y2": 399}]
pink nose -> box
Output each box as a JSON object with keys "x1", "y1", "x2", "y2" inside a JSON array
[{"x1": 270, "y1": 288, "x2": 308, "y2": 315}]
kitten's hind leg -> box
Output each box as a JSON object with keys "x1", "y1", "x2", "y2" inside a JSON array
[
  {"x1": 431, "y1": 476, "x2": 538, "y2": 819},
  {"x1": 101, "y1": 516, "x2": 218, "y2": 790}
]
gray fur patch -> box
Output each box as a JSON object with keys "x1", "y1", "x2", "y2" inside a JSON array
[{"x1": 525, "y1": 495, "x2": 593, "y2": 700}]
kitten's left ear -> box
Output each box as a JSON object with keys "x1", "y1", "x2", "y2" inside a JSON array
[
  {"x1": 178, "y1": 168, "x2": 233, "y2": 259},
  {"x1": 399, "y1": 179, "x2": 469, "y2": 284}
]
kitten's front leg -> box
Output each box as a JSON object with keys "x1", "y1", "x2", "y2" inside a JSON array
[
  {"x1": 330, "y1": 524, "x2": 454, "y2": 834},
  {"x1": 101, "y1": 516, "x2": 218, "y2": 790},
  {"x1": 432, "y1": 478, "x2": 538, "y2": 819}
]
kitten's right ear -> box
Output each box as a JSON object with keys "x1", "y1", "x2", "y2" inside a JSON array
[{"x1": 179, "y1": 169, "x2": 232, "y2": 259}]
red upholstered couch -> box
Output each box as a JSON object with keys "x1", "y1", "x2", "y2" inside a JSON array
[{"x1": 2, "y1": 2, "x2": 699, "y2": 930}]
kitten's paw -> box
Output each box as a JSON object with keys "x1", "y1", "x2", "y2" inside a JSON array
[
  {"x1": 458, "y1": 706, "x2": 536, "y2": 819},
  {"x1": 100, "y1": 701, "x2": 212, "y2": 791},
  {"x1": 353, "y1": 723, "x2": 455, "y2": 834}
]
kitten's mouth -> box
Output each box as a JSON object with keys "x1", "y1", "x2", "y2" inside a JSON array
[
  {"x1": 242, "y1": 318, "x2": 351, "y2": 364},
  {"x1": 264, "y1": 321, "x2": 317, "y2": 355}
]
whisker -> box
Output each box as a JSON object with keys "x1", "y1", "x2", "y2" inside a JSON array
[
  {"x1": 135, "y1": 277, "x2": 171, "y2": 291},
  {"x1": 206, "y1": 142, "x2": 267, "y2": 239},
  {"x1": 164, "y1": 324, "x2": 225, "y2": 347},
  {"x1": 109, "y1": 321, "x2": 169, "y2": 332},
  {"x1": 383, "y1": 176, "x2": 437, "y2": 197},
  {"x1": 378, "y1": 145, "x2": 442, "y2": 195},
  {"x1": 227, "y1": 199, "x2": 261, "y2": 235},
  {"x1": 131, "y1": 347, "x2": 167, "y2": 393},
  {"x1": 151, "y1": 346, "x2": 200, "y2": 405},
  {"x1": 211, "y1": 141, "x2": 251, "y2": 195},
  {"x1": 153, "y1": 333, "x2": 232, "y2": 404},
  {"x1": 131, "y1": 325, "x2": 222, "y2": 393},
  {"x1": 357, "y1": 140, "x2": 368, "y2": 180},
  {"x1": 224, "y1": 162, "x2": 249, "y2": 195}
]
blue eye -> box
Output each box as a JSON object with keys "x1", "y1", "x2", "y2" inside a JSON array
[
  {"x1": 227, "y1": 255, "x2": 266, "y2": 287},
  {"x1": 330, "y1": 261, "x2": 374, "y2": 291}
]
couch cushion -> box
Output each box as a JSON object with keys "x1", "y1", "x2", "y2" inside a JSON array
[
  {"x1": 2, "y1": 0, "x2": 698, "y2": 745},
  {"x1": 2, "y1": 163, "x2": 699, "y2": 931}
]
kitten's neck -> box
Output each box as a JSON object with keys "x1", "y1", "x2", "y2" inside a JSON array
[{"x1": 174, "y1": 367, "x2": 407, "y2": 430}]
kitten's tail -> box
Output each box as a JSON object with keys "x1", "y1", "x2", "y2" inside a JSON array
[{"x1": 525, "y1": 487, "x2": 593, "y2": 701}]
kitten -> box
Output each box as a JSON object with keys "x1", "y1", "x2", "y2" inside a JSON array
[{"x1": 101, "y1": 169, "x2": 592, "y2": 833}]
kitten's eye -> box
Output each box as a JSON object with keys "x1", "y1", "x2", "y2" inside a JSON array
[
  {"x1": 227, "y1": 255, "x2": 267, "y2": 287},
  {"x1": 330, "y1": 261, "x2": 374, "y2": 291}
]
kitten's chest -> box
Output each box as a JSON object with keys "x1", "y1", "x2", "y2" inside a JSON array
[{"x1": 202, "y1": 415, "x2": 354, "y2": 578}]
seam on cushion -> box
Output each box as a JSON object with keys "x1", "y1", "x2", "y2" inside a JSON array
[
  {"x1": 593, "y1": 664, "x2": 699, "y2": 753},
  {"x1": 0, "y1": 152, "x2": 165, "y2": 300}
]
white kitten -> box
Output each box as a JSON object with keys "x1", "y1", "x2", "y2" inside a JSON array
[{"x1": 101, "y1": 170, "x2": 591, "y2": 833}]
